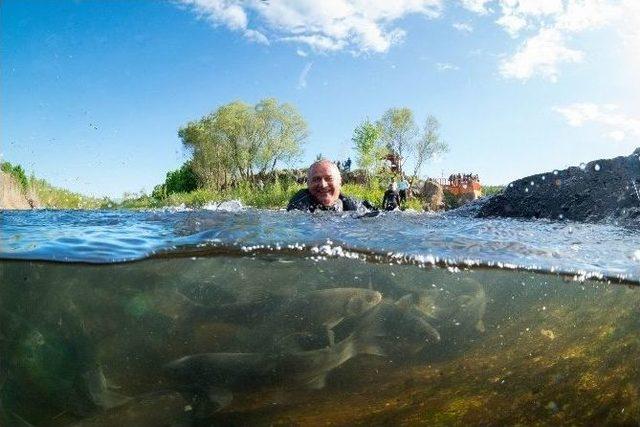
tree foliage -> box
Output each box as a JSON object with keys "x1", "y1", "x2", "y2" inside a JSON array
[
  {"x1": 178, "y1": 98, "x2": 307, "y2": 190},
  {"x1": 377, "y1": 108, "x2": 419, "y2": 175},
  {"x1": 152, "y1": 161, "x2": 198, "y2": 199},
  {"x1": 411, "y1": 115, "x2": 448, "y2": 179},
  {"x1": 351, "y1": 119, "x2": 387, "y2": 182}
]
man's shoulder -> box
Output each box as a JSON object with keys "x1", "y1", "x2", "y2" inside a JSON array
[
  {"x1": 287, "y1": 189, "x2": 314, "y2": 211},
  {"x1": 340, "y1": 194, "x2": 369, "y2": 211}
]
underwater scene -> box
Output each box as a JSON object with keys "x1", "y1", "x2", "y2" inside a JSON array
[{"x1": 1, "y1": 209, "x2": 639, "y2": 426}]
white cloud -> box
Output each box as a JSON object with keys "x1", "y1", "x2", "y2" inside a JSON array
[
  {"x1": 297, "y1": 62, "x2": 313, "y2": 89},
  {"x1": 555, "y1": 0, "x2": 620, "y2": 33},
  {"x1": 499, "y1": 28, "x2": 583, "y2": 82},
  {"x1": 180, "y1": 0, "x2": 248, "y2": 30},
  {"x1": 244, "y1": 29, "x2": 269, "y2": 45},
  {"x1": 459, "y1": 0, "x2": 493, "y2": 15},
  {"x1": 495, "y1": 13, "x2": 527, "y2": 37},
  {"x1": 296, "y1": 49, "x2": 308, "y2": 57},
  {"x1": 553, "y1": 103, "x2": 640, "y2": 141},
  {"x1": 436, "y1": 62, "x2": 460, "y2": 71},
  {"x1": 452, "y1": 22, "x2": 474, "y2": 33},
  {"x1": 178, "y1": 0, "x2": 442, "y2": 53},
  {"x1": 489, "y1": 0, "x2": 638, "y2": 82}
]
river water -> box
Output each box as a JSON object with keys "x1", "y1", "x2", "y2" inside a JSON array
[{"x1": 1, "y1": 206, "x2": 639, "y2": 426}]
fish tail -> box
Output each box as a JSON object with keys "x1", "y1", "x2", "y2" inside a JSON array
[{"x1": 352, "y1": 321, "x2": 386, "y2": 357}]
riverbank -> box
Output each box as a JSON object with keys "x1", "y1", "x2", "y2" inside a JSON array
[
  {"x1": 1, "y1": 161, "x2": 503, "y2": 211},
  {"x1": 117, "y1": 182, "x2": 428, "y2": 210}
]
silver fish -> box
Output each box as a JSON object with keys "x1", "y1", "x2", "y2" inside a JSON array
[
  {"x1": 266, "y1": 287, "x2": 383, "y2": 347},
  {"x1": 164, "y1": 318, "x2": 385, "y2": 415}
]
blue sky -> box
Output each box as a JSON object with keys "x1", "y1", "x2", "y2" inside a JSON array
[{"x1": 2, "y1": 0, "x2": 639, "y2": 198}]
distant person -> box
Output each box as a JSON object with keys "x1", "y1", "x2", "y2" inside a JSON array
[
  {"x1": 382, "y1": 182, "x2": 401, "y2": 211},
  {"x1": 344, "y1": 157, "x2": 352, "y2": 173},
  {"x1": 287, "y1": 160, "x2": 371, "y2": 212},
  {"x1": 397, "y1": 178, "x2": 409, "y2": 205}
]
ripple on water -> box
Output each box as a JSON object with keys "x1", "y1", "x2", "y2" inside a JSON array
[{"x1": 0, "y1": 209, "x2": 639, "y2": 282}]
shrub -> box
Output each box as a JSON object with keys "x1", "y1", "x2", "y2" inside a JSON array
[{"x1": 1, "y1": 161, "x2": 28, "y2": 191}]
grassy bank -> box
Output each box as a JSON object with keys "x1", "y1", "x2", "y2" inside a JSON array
[
  {"x1": 29, "y1": 178, "x2": 109, "y2": 209},
  {"x1": 119, "y1": 181, "x2": 305, "y2": 209},
  {"x1": 45, "y1": 180, "x2": 496, "y2": 210},
  {"x1": 119, "y1": 181, "x2": 427, "y2": 211}
]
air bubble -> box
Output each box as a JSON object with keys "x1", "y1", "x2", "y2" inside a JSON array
[
  {"x1": 594, "y1": 163, "x2": 601, "y2": 171},
  {"x1": 553, "y1": 170, "x2": 558, "y2": 175},
  {"x1": 579, "y1": 163, "x2": 586, "y2": 170},
  {"x1": 524, "y1": 187, "x2": 529, "y2": 193}
]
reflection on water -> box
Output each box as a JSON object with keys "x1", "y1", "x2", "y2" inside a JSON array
[{"x1": 1, "y1": 255, "x2": 639, "y2": 426}]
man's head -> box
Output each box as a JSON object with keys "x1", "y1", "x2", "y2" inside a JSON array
[{"x1": 307, "y1": 160, "x2": 342, "y2": 207}]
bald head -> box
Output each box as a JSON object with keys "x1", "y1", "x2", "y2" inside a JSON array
[{"x1": 307, "y1": 160, "x2": 342, "y2": 206}]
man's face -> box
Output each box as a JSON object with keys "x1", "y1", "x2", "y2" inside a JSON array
[{"x1": 308, "y1": 162, "x2": 341, "y2": 206}]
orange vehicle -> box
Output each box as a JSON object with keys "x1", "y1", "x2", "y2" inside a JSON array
[{"x1": 432, "y1": 174, "x2": 483, "y2": 199}]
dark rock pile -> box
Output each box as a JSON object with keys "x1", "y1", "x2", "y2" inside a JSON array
[{"x1": 475, "y1": 148, "x2": 640, "y2": 226}]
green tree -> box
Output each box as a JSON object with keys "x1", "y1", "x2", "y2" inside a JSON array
[
  {"x1": 351, "y1": 119, "x2": 387, "y2": 182},
  {"x1": 411, "y1": 115, "x2": 448, "y2": 180},
  {"x1": 178, "y1": 98, "x2": 307, "y2": 190},
  {"x1": 377, "y1": 107, "x2": 418, "y2": 176}
]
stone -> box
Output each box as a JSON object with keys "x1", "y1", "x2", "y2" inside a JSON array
[
  {"x1": 474, "y1": 148, "x2": 640, "y2": 227},
  {"x1": 421, "y1": 180, "x2": 445, "y2": 211}
]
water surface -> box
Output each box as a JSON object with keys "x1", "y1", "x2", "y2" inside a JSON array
[{"x1": 1, "y1": 207, "x2": 639, "y2": 425}]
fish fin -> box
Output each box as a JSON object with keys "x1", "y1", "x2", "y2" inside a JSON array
[
  {"x1": 352, "y1": 320, "x2": 386, "y2": 357},
  {"x1": 304, "y1": 373, "x2": 328, "y2": 390},
  {"x1": 327, "y1": 328, "x2": 335, "y2": 347},
  {"x1": 84, "y1": 367, "x2": 131, "y2": 409},
  {"x1": 356, "y1": 340, "x2": 386, "y2": 357},
  {"x1": 93, "y1": 389, "x2": 132, "y2": 409},
  {"x1": 185, "y1": 387, "x2": 233, "y2": 419}
]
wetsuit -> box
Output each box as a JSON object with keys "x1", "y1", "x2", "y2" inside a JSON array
[
  {"x1": 382, "y1": 189, "x2": 401, "y2": 211},
  {"x1": 287, "y1": 189, "x2": 370, "y2": 212}
]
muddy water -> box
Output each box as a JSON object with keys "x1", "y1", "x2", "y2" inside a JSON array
[{"x1": 1, "y1": 255, "x2": 638, "y2": 426}]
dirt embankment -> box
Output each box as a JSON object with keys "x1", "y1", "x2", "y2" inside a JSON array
[{"x1": 1, "y1": 172, "x2": 40, "y2": 209}]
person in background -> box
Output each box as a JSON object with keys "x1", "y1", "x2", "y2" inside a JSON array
[
  {"x1": 382, "y1": 182, "x2": 401, "y2": 211},
  {"x1": 344, "y1": 157, "x2": 352, "y2": 173},
  {"x1": 287, "y1": 160, "x2": 371, "y2": 212},
  {"x1": 398, "y1": 177, "x2": 409, "y2": 207}
]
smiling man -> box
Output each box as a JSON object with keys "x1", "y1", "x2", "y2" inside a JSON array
[{"x1": 287, "y1": 160, "x2": 369, "y2": 212}]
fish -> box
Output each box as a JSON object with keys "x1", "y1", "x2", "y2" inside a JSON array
[
  {"x1": 182, "y1": 287, "x2": 383, "y2": 351},
  {"x1": 455, "y1": 281, "x2": 488, "y2": 333},
  {"x1": 163, "y1": 316, "x2": 386, "y2": 417},
  {"x1": 353, "y1": 295, "x2": 441, "y2": 356},
  {"x1": 0, "y1": 308, "x2": 130, "y2": 423},
  {"x1": 265, "y1": 287, "x2": 383, "y2": 348}
]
